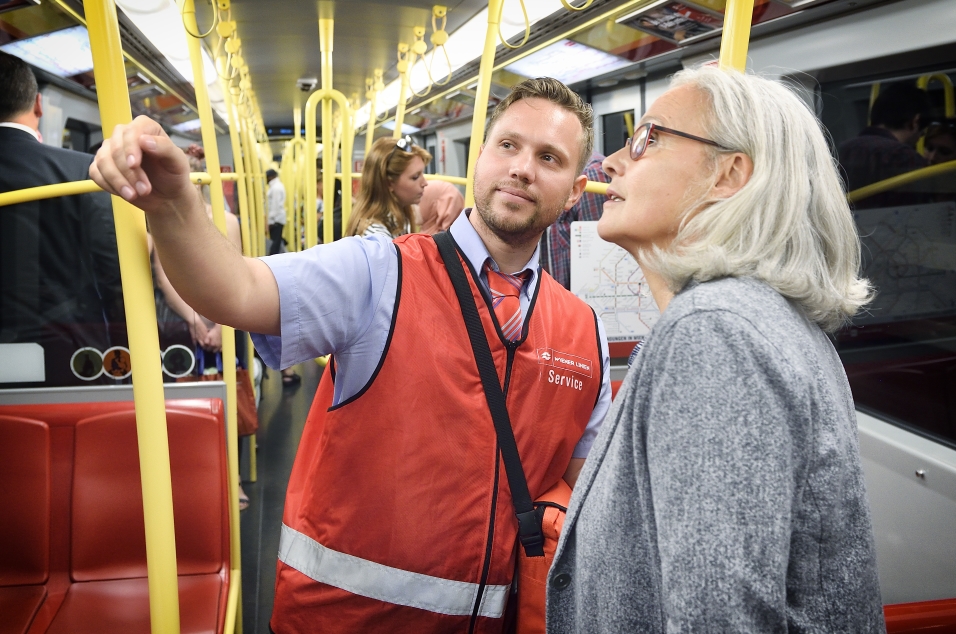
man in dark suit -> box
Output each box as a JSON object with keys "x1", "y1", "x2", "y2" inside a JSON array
[{"x1": 0, "y1": 51, "x2": 125, "y2": 386}]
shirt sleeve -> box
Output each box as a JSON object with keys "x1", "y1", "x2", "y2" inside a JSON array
[
  {"x1": 250, "y1": 235, "x2": 397, "y2": 369},
  {"x1": 571, "y1": 315, "x2": 612, "y2": 458},
  {"x1": 643, "y1": 309, "x2": 797, "y2": 631}
]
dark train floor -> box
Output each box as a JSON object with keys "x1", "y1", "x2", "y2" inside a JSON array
[{"x1": 239, "y1": 360, "x2": 323, "y2": 633}]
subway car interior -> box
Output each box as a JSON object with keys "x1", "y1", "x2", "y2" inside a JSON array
[{"x1": 1, "y1": 0, "x2": 955, "y2": 632}]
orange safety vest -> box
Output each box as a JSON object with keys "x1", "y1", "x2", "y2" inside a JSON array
[{"x1": 271, "y1": 233, "x2": 603, "y2": 634}]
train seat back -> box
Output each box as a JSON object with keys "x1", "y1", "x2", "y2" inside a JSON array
[{"x1": 0, "y1": 396, "x2": 229, "y2": 634}]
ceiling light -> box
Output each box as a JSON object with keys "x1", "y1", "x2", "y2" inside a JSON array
[
  {"x1": 505, "y1": 40, "x2": 632, "y2": 86},
  {"x1": 0, "y1": 25, "x2": 93, "y2": 77},
  {"x1": 355, "y1": 0, "x2": 573, "y2": 130},
  {"x1": 115, "y1": 0, "x2": 227, "y2": 121}
]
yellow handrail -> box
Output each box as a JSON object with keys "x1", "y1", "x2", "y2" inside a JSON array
[
  {"x1": 332, "y1": 172, "x2": 609, "y2": 194},
  {"x1": 464, "y1": 0, "x2": 503, "y2": 208},
  {"x1": 306, "y1": 87, "x2": 354, "y2": 246},
  {"x1": 846, "y1": 159, "x2": 956, "y2": 203},
  {"x1": 719, "y1": 0, "x2": 755, "y2": 72},
  {"x1": 918, "y1": 73, "x2": 955, "y2": 118},
  {"x1": 85, "y1": 2, "x2": 180, "y2": 633},
  {"x1": 180, "y1": 10, "x2": 242, "y2": 633},
  {"x1": 0, "y1": 173, "x2": 218, "y2": 208}
]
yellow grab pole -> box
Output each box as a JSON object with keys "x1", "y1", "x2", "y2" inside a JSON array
[
  {"x1": 365, "y1": 71, "x2": 381, "y2": 157},
  {"x1": 180, "y1": 0, "x2": 242, "y2": 587},
  {"x1": 718, "y1": 0, "x2": 755, "y2": 72},
  {"x1": 464, "y1": 0, "x2": 503, "y2": 207},
  {"x1": 847, "y1": 158, "x2": 956, "y2": 203},
  {"x1": 306, "y1": 87, "x2": 353, "y2": 246},
  {"x1": 0, "y1": 179, "x2": 100, "y2": 206},
  {"x1": 222, "y1": 80, "x2": 252, "y2": 258},
  {"x1": 393, "y1": 44, "x2": 411, "y2": 140},
  {"x1": 245, "y1": 119, "x2": 266, "y2": 256},
  {"x1": 918, "y1": 74, "x2": 955, "y2": 118},
  {"x1": 246, "y1": 120, "x2": 263, "y2": 257},
  {"x1": 84, "y1": 2, "x2": 180, "y2": 633},
  {"x1": 320, "y1": 18, "x2": 335, "y2": 245}
]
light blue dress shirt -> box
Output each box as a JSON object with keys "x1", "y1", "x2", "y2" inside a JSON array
[{"x1": 251, "y1": 211, "x2": 611, "y2": 458}]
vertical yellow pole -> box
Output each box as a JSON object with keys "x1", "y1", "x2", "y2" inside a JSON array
[
  {"x1": 340, "y1": 105, "x2": 354, "y2": 232},
  {"x1": 718, "y1": 0, "x2": 755, "y2": 72},
  {"x1": 84, "y1": 2, "x2": 180, "y2": 633},
  {"x1": 365, "y1": 78, "x2": 378, "y2": 157},
  {"x1": 222, "y1": 79, "x2": 252, "y2": 258},
  {"x1": 393, "y1": 44, "x2": 410, "y2": 140},
  {"x1": 180, "y1": 0, "x2": 242, "y2": 598},
  {"x1": 305, "y1": 93, "x2": 319, "y2": 248},
  {"x1": 319, "y1": 18, "x2": 335, "y2": 242},
  {"x1": 464, "y1": 0, "x2": 503, "y2": 207},
  {"x1": 245, "y1": 121, "x2": 266, "y2": 256}
]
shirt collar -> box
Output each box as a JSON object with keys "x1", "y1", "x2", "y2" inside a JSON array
[
  {"x1": 447, "y1": 208, "x2": 540, "y2": 300},
  {"x1": 0, "y1": 122, "x2": 40, "y2": 142}
]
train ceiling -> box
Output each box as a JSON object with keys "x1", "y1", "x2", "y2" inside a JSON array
[{"x1": 0, "y1": 0, "x2": 896, "y2": 141}]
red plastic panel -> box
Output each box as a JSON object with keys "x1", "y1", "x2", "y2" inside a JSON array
[
  {"x1": 71, "y1": 408, "x2": 229, "y2": 580},
  {"x1": 44, "y1": 573, "x2": 225, "y2": 634},
  {"x1": 0, "y1": 417, "x2": 50, "y2": 587},
  {"x1": 0, "y1": 585, "x2": 46, "y2": 634},
  {"x1": 885, "y1": 598, "x2": 956, "y2": 633}
]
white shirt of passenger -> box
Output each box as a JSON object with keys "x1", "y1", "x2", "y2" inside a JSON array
[{"x1": 267, "y1": 177, "x2": 287, "y2": 225}]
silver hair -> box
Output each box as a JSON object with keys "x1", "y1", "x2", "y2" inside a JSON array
[{"x1": 640, "y1": 65, "x2": 872, "y2": 332}]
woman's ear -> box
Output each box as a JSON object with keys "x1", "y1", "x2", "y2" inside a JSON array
[{"x1": 711, "y1": 152, "x2": 753, "y2": 200}]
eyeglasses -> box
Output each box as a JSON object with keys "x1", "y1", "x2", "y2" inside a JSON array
[
  {"x1": 388, "y1": 135, "x2": 416, "y2": 162},
  {"x1": 627, "y1": 122, "x2": 730, "y2": 160}
]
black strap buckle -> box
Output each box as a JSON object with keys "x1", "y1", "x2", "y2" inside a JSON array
[{"x1": 516, "y1": 509, "x2": 545, "y2": 557}]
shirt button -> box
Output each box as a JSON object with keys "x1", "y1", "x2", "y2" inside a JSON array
[{"x1": 551, "y1": 573, "x2": 572, "y2": 590}]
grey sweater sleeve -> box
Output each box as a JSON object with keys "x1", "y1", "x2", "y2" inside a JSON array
[{"x1": 644, "y1": 308, "x2": 801, "y2": 632}]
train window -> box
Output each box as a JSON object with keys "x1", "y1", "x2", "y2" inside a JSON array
[
  {"x1": 602, "y1": 110, "x2": 635, "y2": 156},
  {"x1": 821, "y1": 72, "x2": 956, "y2": 447}
]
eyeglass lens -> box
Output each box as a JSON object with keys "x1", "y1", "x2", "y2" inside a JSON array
[{"x1": 629, "y1": 124, "x2": 650, "y2": 160}]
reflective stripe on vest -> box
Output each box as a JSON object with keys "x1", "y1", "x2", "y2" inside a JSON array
[{"x1": 279, "y1": 523, "x2": 511, "y2": 618}]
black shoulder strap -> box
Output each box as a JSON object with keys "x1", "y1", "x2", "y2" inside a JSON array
[{"x1": 433, "y1": 231, "x2": 544, "y2": 558}]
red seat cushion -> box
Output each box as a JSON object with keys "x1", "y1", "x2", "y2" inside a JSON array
[
  {"x1": 0, "y1": 416, "x2": 50, "y2": 587},
  {"x1": 44, "y1": 573, "x2": 225, "y2": 634},
  {"x1": 71, "y1": 408, "x2": 229, "y2": 581},
  {"x1": 0, "y1": 585, "x2": 46, "y2": 634}
]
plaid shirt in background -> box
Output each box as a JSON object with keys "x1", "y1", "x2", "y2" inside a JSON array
[{"x1": 541, "y1": 152, "x2": 609, "y2": 289}]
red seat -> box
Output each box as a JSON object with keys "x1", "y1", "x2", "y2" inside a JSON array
[
  {"x1": 885, "y1": 598, "x2": 956, "y2": 633},
  {"x1": 0, "y1": 586, "x2": 46, "y2": 634},
  {"x1": 0, "y1": 399, "x2": 229, "y2": 634}
]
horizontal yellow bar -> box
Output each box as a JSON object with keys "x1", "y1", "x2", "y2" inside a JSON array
[
  {"x1": 331, "y1": 172, "x2": 605, "y2": 194},
  {"x1": 846, "y1": 159, "x2": 956, "y2": 203},
  {"x1": 0, "y1": 173, "x2": 215, "y2": 208}
]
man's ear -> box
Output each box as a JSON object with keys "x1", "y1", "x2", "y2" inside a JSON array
[
  {"x1": 33, "y1": 93, "x2": 42, "y2": 119},
  {"x1": 564, "y1": 174, "x2": 588, "y2": 210},
  {"x1": 711, "y1": 152, "x2": 753, "y2": 200}
]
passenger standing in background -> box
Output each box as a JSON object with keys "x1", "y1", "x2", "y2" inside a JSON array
[
  {"x1": 0, "y1": 51, "x2": 124, "y2": 386},
  {"x1": 540, "y1": 151, "x2": 608, "y2": 289},
  {"x1": 548, "y1": 66, "x2": 884, "y2": 633},
  {"x1": 345, "y1": 135, "x2": 431, "y2": 238},
  {"x1": 266, "y1": 167, "x2": 286, "y2": 255},
  {"x1": 838, "y1": 82, "x2": 931, "y2": 209},
  {"x1": 416, "y1": 177, "x2": 464, "y2": 234},
  {"x1": 89, "y1": 77, "x2": 611, "y2": 634}
]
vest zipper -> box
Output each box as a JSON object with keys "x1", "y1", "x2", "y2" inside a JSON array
[{"x1": 468, "y1": 344, "x2": 517, "y2": 633}]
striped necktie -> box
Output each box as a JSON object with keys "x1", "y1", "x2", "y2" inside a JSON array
[{"x1": 484, "y1": 261, "x2": 531, "y2": 342}]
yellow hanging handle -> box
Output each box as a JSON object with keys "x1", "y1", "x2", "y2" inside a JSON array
[
  {"x1": 498, "y1": 0, "x2": 530, "y2": 50},
  {"x1": 561, "y1": 0, "x2": 594, "y2": 10}
]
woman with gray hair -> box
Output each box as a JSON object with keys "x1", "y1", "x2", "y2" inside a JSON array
[{"x1": 546, "y1": 66, "x2": 885, "y2": 632}]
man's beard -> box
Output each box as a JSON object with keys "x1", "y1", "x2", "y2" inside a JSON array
[{"x1": 473, "y1": 179, "x2": 565, "y2": 247}]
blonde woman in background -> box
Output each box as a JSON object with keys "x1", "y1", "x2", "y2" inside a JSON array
[{"x1": 346, "y1": 135, "x2": 431, "y2": 238}]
